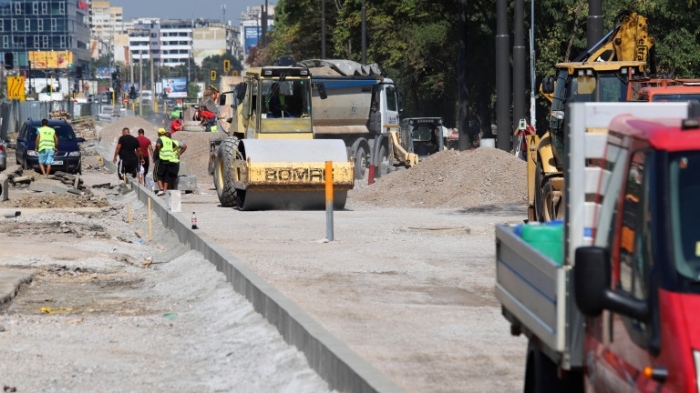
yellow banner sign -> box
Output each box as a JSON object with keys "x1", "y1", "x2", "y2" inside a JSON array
[
  {"x1": 28, "y1": 51, "x2": 73, "y2": 69},
  {"x1": 7, "y1": 76, "x2": 26, "y2": 101}
]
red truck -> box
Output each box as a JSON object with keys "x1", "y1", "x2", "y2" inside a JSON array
[{"x1": 496, "y1": 102, "x2": 700, "y2": 392}]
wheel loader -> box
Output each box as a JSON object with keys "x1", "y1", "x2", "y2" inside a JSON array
[
  {"x1": 210, "y1": 66, "x2": 354, "y2": 210},
  {"x1": 529, "y1": 11, "x2": 654, "y2": 222}
]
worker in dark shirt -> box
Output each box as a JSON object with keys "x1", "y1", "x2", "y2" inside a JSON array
[{"x1": 113, "y1": 127, "x2": 143, "y2": 180}]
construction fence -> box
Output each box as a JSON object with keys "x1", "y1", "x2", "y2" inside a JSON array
[{"x1": 0, "y1": 100, "x2": 133, "y2": 141}]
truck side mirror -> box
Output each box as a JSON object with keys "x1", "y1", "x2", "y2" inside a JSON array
[
  {"x1": 236, "y1": 82, "x2": 247, "y2": 101},
  {"x1": 541, "y1": 76, "x2": 555, "y2": 94},
  {"x1": 316, "y1": 82, "x2": 327, "y2": 100},
  {"x1": 574, "y1": 247, "x2": 649, "y2": 321}
]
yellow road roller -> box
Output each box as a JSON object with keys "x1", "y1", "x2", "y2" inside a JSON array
[{"x1": 212, "y1": 66, "x2": 354, "y2": 210}]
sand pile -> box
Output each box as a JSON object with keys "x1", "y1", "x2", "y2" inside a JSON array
[
  {"x1": 99, "y1": 117, "x2": 223, "y2": 181},
  {"x1": 348, "y1": 148, "x2": 528, "y2": 209}
]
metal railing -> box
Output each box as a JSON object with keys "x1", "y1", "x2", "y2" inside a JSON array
[{"x1": 0, "y1": 99, "x2": 135, "y2": 140}]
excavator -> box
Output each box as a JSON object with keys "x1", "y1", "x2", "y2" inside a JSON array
[
  {"x1": 210, "y1": 66, "x2": 354, "y2": 210},
  {"x1": 529, "y1": 11, "x2": 655, "y2": 222}
]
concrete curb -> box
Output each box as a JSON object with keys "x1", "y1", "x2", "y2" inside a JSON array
[{"x1": 132, "y1": 183, "x2": 405, "y2": 393}]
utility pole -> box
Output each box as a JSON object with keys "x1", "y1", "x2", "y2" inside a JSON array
[
  {"x1": 321, "y1": 0, "x2": 326, "y2": 59},
  {"x1": 361, "y1": 0, "x2": 366, "y2": 64},
  {"x1": 139, "y1": 54, "x2": 143, "y2": 116},
  {"x1": 150, "y1": 40, "x2": 154, "y2": 111}
]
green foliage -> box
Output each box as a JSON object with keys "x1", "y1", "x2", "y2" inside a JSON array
[
  {"x1": 264, "y1": 0, "x2": 700, "y2": 130},
  {"x1": 188, "y1": 82, "x2": 201, "y2": 101}
]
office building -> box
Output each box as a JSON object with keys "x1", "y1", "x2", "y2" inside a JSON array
[{"x1": 0, "y1": 0, "x2": 91, "y2": 71}]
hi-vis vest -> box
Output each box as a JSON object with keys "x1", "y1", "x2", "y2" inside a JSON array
[
  {"x1": 170, "y1": 140, "x2": 180, "y2": 163},
  {"x1": 158, "y1": 136, "x2": 175, "y2": 161},
  {"x1": 37, "y1": 126, "x2": 56, "y2": 152}
]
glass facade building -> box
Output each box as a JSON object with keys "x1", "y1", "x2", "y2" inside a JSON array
[{"x1": 0, "y1": 0, "x2": 91, "y2": 70}]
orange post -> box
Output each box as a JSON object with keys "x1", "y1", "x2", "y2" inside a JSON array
[{"x1": 325, "y1": 161, "x2": 334, "y2": 241}]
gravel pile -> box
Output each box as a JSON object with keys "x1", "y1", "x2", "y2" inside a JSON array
[{"x1": 349, "y1": 148, "x2": 528, "y2": 209}]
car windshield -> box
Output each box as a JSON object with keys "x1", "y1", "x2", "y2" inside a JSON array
[
  {"x1": 668, "y1": 151, "x2": 700, "y2": 281},
  {"x1": 30, "y1": 124, "x2": 76, "y2": 142}
]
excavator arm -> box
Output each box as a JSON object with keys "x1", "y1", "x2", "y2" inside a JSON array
[{"x1": 586, "y1": 11, "x2": 655, "y2": 63}]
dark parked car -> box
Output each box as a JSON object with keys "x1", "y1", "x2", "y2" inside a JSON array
[{"x1": 16, "y1": 119, "x2": 84, "y2": 174}]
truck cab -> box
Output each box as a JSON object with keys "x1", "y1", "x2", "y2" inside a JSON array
[
  {"x1": 497, "y1": 102, "x2": 700, "y2": 392},
  {"x1": 575, "y1": 113, "x2": 700, "y2": 392}
]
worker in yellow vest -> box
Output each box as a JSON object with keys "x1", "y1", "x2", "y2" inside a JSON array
[
  {"x1": 167, "y1": 134, "x2": 187, "y2": 190},
  {"x1": 154, "y1": 129, "x2": 175, "y2": 196},
  {"x1": 34, "y1": 118, "x2": 58, "y2": 176}
]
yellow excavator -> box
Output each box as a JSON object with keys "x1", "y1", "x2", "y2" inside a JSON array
[
  {"x1": 211, "y1": 66, "x2": 354, "y2": 210},
  {"x1": 529, "y1": 11, "x2": 654, "y2": 222}
]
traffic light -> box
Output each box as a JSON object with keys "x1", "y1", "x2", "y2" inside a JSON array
[
  {"x1": 223, "y1": 60, "x2": 230, "y2": 73},
  {"x1": 76, "y1": 66, "x2": 83, "y2": 79},
  {"x1": 210, "y1": 70, "x2": 216, "y2": 81},
  {"x1": 129, "y1": 85, "x2": 137, "y2": 100}
]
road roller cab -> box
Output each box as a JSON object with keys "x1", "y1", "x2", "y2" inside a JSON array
[{"x1": 212, "y1": 66, "x2": 355, "y2": 210}]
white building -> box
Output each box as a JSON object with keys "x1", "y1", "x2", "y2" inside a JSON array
[
  {"x1": 89, "y1": 0, "x2": 125, "y2": 59},
  {"x1": 125, "y1": 18, "x2": 241, "y2": 68},
  {"x1": 127, "y1": 18, "x2": 193, "y2": 67}
]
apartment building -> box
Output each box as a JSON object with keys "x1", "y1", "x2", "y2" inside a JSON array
[{"x1": 0, "y1": 0, "x2": 91, "y2": 71}]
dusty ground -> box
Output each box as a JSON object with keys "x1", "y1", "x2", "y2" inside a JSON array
[
  {"x1": 0, "y1": 117, "x2": 531, "y2": 392},
  {"x1": 0, "y1": 155, "x2": 335, "y2": 392}
]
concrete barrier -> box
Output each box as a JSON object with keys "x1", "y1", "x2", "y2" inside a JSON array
[{"x1": 131, "y1": 182, "x2": 405, "y2": 393}]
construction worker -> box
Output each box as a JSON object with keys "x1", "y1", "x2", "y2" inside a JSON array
[
  {"x1": 34, "y1": 118, "x2": 58, "y2": 176},
  {"x1": 154, "y1": 128, "x2": 175, "y2": 195},
  {"x1": 265, "y1": 82, "x2": 286, "y2": 117},
  {"x1": 167, "y1": 132, "x2": 187, "y2": 191}
]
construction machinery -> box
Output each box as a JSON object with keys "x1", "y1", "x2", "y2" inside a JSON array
[
  {"x1": 398, "y1": 117, "x2": 445, "y2": 160},
  {"x1": 210, "y1": 66, "x2": 354, "y2": 210},
  {"x1": 530, "y1": 11, "x2": 654, "y2": 222},
  {"x1": 299, "y1": 59, "x2": 418, "y2": 179}
]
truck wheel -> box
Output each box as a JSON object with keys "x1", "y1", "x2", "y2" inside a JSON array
[
  {"x1": 524, "y1": 342, "x2": 583, "y2": 393},
  {"x1": 376, "y1": 144, "x2": 390, "y2": 178},
  {"x1": 524, "y1": 342, "x2": 560, "y2": 393},
  {"x1": 214, "y1": 139, "x2": 238, "y2": 207},
  {"x1": 354, "y1": 145, "x2": 368, "y2": 180}
]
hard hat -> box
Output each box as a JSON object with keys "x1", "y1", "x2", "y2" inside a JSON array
[{"x1": 158, "y1": 128, "x2": 166, "y2": 135}]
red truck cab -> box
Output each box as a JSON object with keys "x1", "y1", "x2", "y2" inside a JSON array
[{"x1": 575, "y1": 114, "x2": 700, "y2": 392}]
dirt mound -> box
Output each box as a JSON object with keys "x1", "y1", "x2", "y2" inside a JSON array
[
  {"x1": 348, "y1": 148, "x2": 527, "y2": 209},
  {"x1": 99, "y1": 117, "x2": 222, "y2": 181}
]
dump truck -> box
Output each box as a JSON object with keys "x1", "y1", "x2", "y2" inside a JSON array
[
  {"x1": 209, "y1": 66, "x2": 354, "y2": 210},
  {"x1": 496, "y1": 101, "x2": 700, "y2": 392},
  {"x1": 531, "y1": 11, "x2": 654, "y2": 222},
  {"x1": 298, "y1": 59, "x2": 418, "y2": 180}
]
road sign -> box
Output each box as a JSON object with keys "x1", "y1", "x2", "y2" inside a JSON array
[{"x1": 7, "y1": 76, "x2": 26, "y2": 101}]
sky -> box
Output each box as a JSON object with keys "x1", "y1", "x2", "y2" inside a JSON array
[{"x1": 110, "y1": 0, "x2": 277, "y2": 24}]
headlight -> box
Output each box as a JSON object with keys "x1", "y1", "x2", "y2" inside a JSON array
[
  {"x1": 27, "y1": 150, "x2": 38, "y2": 157},
  {"x1": 68, "y1": 151, "x2": 80, "y2": 157},
  {"x1": 694, "y1": 350, "x2": 700, "y2": 393}
]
